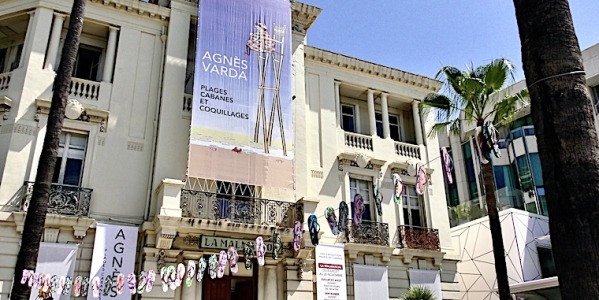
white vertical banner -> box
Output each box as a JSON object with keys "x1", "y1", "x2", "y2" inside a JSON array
[
  {"x1": 88, "y1": 223, "x2": 139, "y2": 299},
  {"x1": 30, "y1": 243, "x2": 78, "y2": 300},
  {"x1": 315, "y1": 244, "x2": 347, "y2": 300},
  {"x1": 408, "y1": 269, "x2": 442, "y2": 299},
  {"x1": 353, "y1": 264, "x2": 389, "y2": 300}
]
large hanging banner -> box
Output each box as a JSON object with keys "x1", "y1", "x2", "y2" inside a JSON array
[
  {"x1": 29, "y1": 243, "x2": 78, "y2": 300},
  {"x1": 88, "y1": 223, "x2": 138, "y2": 299},
  {"x1": 190, "y1": 0, "x2": 294, "y2": 189},
  {"x1": 315, "y1": 244, "x2": 347, "y2": 300}
]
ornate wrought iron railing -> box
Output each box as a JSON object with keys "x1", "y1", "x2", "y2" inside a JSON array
[
  {"x1": 396, "y1": 225, "x2": 440, "y2": 251},
  {"x1": 21, "y1": 182, "x2": 93, "y2": 217},
  {"x1": 345, "y1": 219, "x2": 390, "y2": 246},
  {"x1": 180, "y1": 190, "x2": 301, "y2": 228}
]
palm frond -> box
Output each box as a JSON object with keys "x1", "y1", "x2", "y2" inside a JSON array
[
  {"x1": 427, "y1": 118, "x2": 461, "y2": 138},
  {"x1": 476, "y1": 58, "x2": 515, "y2": 95},
  {"x1": 491, "y1": 89, "x2": 529, "y2": 126}
]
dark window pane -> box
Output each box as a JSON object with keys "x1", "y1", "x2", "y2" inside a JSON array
[
  {"x1": 341, "y1": 105, "x2": 354, "y2": 115},
  {"x1": 389, "y1": 115, "x2": 399, "y2": 125},
  {"x1": 376, "y1": 122, "x2": 383, "y2": 138},
  {"x1": 375, "y1": 112, "x2": 382, "y2": 121},
  {"x1": 73, "y1": 47, "x2": 101, "y2": 81},
  {"x1": 411, "y1": 209, "x2": 421, "y2": 227},
  {"x1": 529, "y1": 153, "x2": 544, "y2": 186},
  {"x1": 390, "y1": 124, "x2": 400, "y2": 141},
  {"x1": 342, "y1": 115, "x2": 355, "y2": 132},
  {"x1": 524, "y1": 127, "x2": 535, "y2": 136},
  {"x1": 52, "y1": 157, "x2": 62, "y2": 183},
  {"x1": 0, "y1": 48, "x2": 7, "y2": 71},
  {"x1": 494, "y1": 166, "x2": 506, "y2": 189},
  {"x1": 362, "y1": 204, "x2": 371, "y2": 221},
  {"x1": 538, "y1": 248, "x2": 557, "y2": 278},
  {"x1": 512, "y1": 128, "x2": 523, "y2": 139},
  {"x1": 63, "y1": 158, "x2": 83, "y2": 186}
]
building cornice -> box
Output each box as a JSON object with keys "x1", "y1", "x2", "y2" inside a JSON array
[
  {"x1": 292, "y1": 2, "x2": 321, "y2": 34},
  {"x1": 305, "y1": 46, "x2": 442, "y2": 92},
  {"x1": 88, "y1": 0, "x2": 170, "y2": 20}
]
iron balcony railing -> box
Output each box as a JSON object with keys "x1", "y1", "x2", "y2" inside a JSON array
[
  {"x1": 180, "y1": 190, "x2": 302, "y2": 228},
  {"x1": 396, "y1": 225, "x2": 440, "y2": 251},
  {"x1": 21, "y1": 182, "x2": 93, "y2": 217},
  {"x1": 345, "y1": 219, "x2": 390, "y2": 246}
]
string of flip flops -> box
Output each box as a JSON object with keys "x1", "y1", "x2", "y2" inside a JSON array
[
  {"x1": 21, "y1": 232, "x2": 300, "y2": 299},
  {"x1": 304, "y1": 147, "x2": 457, "y2": 241}
]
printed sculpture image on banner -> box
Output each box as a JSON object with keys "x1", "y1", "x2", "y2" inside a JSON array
[{"x1": 189, "y1": 0, "x2": 294, "y2": 190}]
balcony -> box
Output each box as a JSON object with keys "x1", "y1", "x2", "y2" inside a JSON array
[
  {"x1": 345, "y1": 219, "x2": 390, "y2": 246},
  {"x1": 395, "y1": 141, "x2": 421, "y2": 160},
  {"x1": 344, "y1": 132, "x2": 373, "y2": 151},
  {"x1": 21, "y1": 182, "x2": 93, "y2": 217},
  {"x1": 396, "y1": 225, "x2": 440, "y2": 251},
  {"x1": 180, "y1": 190, "x2": 301, "y2": 228},
  {"x1": 69, "y1": 78, "x2": 100, "y2": 101}
]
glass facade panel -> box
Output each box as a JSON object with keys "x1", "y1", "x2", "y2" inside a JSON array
[
  {"x1": 529, "y1": 153, "x2": 544, "y2": 186},
  {"x1": 463, "y1": 141, "x2": 479, "y2": 199}
]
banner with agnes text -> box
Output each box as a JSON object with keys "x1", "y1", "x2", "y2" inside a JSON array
[
  {"x1": 88, "y1": 223, "x2": 138, "y2": 299},
  {"x1": 190, "y1": 0, "x2": 293, "y2": 190}
]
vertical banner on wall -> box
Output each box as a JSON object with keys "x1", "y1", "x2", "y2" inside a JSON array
[
  {"x1": 190, "y1": 0, "x2": 294, "y2": 189},
  {"x1": 88, "y1": 223, "x2": 138, "y2": 299},
  {"x1": 29, "y1": 243, "x2": 78, "y2": 300},
  {"x1": 315, "y1": 244, "x2": 347, "y2": 300}
]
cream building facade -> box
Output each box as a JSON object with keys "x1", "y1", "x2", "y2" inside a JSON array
[{"x1": 0, "y1": 0, "x2": 460, "y2": 299}]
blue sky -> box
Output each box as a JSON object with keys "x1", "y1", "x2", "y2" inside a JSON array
[{"x1": 301, "y1": 0, "x2": 599, "y2": 82}]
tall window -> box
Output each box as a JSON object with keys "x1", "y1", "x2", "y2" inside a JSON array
[
  {"x1": 73, "y1": 45, "x2": 102, "y2": 81},
  {"x1": 463, "y1": 141, "x2": 479, "y2": 200},
  {"x1": 216, "y1": 181, "x2": 255, "y2": 221},
  {"x1": 375, "y1": 112, "x2": 402, "y2": 141},
  {"x1": 592, "y1": 85, "x2": 599, "y2": 114},
  {"x1": 538, "y1": 247, "x2": 557, "y2": 278},
  {"x1": 341, "y1": 104, "x2": 356, "y2": 133},
  {"x1": 52, "y1": 132, "x2": 88, "y2": 186},
  {"x1": 349, "y1": 177, "x2": 372, "y2": 222},
  {"x1": 515, "y1": 155, "x2": 533, "y2": 191},
  {"x1": 0, "y1": 43, "x2": 23, "y2": 73},
  {"x1": 403, "y1": 186, "x2": 425, "y2": 227}
]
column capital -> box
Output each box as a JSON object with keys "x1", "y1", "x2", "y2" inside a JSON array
[
  {"x1": 381, "y1": 91, "x2": 389, "y2": 97},
  {"x1": 53, "y1": 12, "x2": 66, "y2": 19},
  {"x1": 367, "y1": 88, "x2": 375, "y2": 94},
  {"x1": 108, "y1": 25, "x2": 120, "y2": 32},
  {"x1": 334, "y1": 80, "x2": 341, "y2": 87}
]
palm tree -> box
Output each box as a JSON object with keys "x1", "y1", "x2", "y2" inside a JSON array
[
  {"x1": 10, "y1": 1, "x2": 86, "y2": 299},
  {"x1": 513, "y1": 0, "x2": 599, "y2": 297},
  {"x1": 401, "y1": 285, "x2": 436, "y2": 300},
  {"x1": 421, "y1": 59, "x2": 528, "y2": 300}
]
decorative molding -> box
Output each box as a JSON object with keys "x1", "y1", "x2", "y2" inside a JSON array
[
  {"x1": 310, "y1": 170, "x2": 323, "y2": 179},
  {"x1": 36, "y1": 99, "x2": 109, "y2": 132},
  {"x1": 12, "y1": 123, "x2": 37, "y2": 136},
  {"x1": 305, "y1": 46, "x2": 442, "y2": 92},
  {"x1": 127, "y1": 141, "x2": 144, "y2": 152},
  {"x1": 43, "y1": 228, "x2": 60, "y2": 243},
  {"x1": 89, "y1": 0, "x2": 170, "y2": 21},
  {"x1": 97, "y1": 136, "x2": 106, "y2": 146},
  {"x1": 291, "y1": 2, "x2": 321, "y2": 34},
  {"x1": 337, "y1": 153, "x2": 385, "y2": 171},
  {"x1": 0, "y1": 96, "x2": 12, "y2": 121}
]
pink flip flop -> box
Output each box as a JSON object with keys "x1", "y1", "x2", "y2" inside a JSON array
[
  {"x1": 74, "y1": 276, "x2": 82, "y2": 297},
  {"x1": 116, "y1": 273, "x2": 125, "y2": 295},
  {"x1": 293, "y1": 221, "x2": 302, "y2": 251},
  {"x1": 128, "y1": 272, "x2": 137, "y2": 295},
  {"x1": 20, "y1": 270, "x2": 31, "y2": 285},
  {"x1": 91, "y1": 276, "x2": 100, "y2": 298},
  {"x1": 175, "y1": 263, "x2": 185, "y2": 287},
  {"x1": 227, "y1": 247, "x2": 239, "y2": 274},
  {"x1": 58, "y1": 276, "x2": 66, "y2": 296},
  {"x1": 255, "y1": 236, "x2": 266, "y2": 267},
  {"x1": 146, "y1": 269, "x2": 156, "y2": 292},
  {"x1": 217, "y1": 250, "x2": 228, "y2": 278}
]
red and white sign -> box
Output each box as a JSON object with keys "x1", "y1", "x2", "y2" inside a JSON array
[{"x1": 316, "y1": 244, "x2": 347, "y2": 300}]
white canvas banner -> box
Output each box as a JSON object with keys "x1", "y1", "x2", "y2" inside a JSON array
[
  {"x1": 353, "y1": 264, "x2": 389, "y2": 300},
  {"x1": 29, "y1": 242, "x2": 78, "y2": 300},
  {"x1": 88, "y1": 223, "x2": 139, "y2": 299},
  {"x1": 408, "y1": 269, "x2": 442, "y2": 299},
  {"x1": 315, "y1": 244, "x2": 347, "y2": 300}
]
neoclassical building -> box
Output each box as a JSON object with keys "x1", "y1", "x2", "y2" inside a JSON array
[{"x1": 0, "y1": 0, "x2": 460, "y2": 299}]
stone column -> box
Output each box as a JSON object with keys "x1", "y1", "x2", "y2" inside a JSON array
[
  {"x1": 102, "y1": 26, "x2": 119, "y2": 82},
  {"x1": 257, "y1": 266, "x2": 265, "y2": 300},
  {"x1": 264, "y1": 265, "x2": 278, "y2": 300},
  {"x1": 44, "y1": 13, "x2": 65, "y2": 70},
  {"x1": 381, "y1": 92, "x2": 390, "y2": 139},
  {"x1": 367, "y1": 89, "x2": 376, "y2": 136},
  {"x1": 412, "y1": 101, "x2": 423, "y2": 145},
  {"x1": 334, "y1": 81, "x2": 341, "y2": 128},
  {"x1": 277, "y1": 263, "x2": 285, "y2": 300}
]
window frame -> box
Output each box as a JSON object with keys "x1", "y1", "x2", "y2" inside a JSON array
[
  {"x1": 375, "y1": 111, "x2": 404, "y2": 141},
  {"x1": 592, "y1": 85, "x2": 599, "y2": 114},
  {"x1": 349, "y1": 176, "x2": 376, "y2": 223},
  {"x1": 53, "y1": 131, "x2": 88, "y2": 187},
  {"x1": 341, "y1": 103, "x2": 357, "y2": 133},
  {"x1": 402, "y1": 185, "x2": 426, "y2": 227}
]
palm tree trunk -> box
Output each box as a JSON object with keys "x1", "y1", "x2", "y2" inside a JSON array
[
  {"x1": 10, "y1": 1, "x2": 86, "y2": 299},
  {"x1": 481, "y1": 161, "x2": 511, "y2": 299},
  {"x1": 513, "y1": 0, "x2": 599, "y2": 297}
]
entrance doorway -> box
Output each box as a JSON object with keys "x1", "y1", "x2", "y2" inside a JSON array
[{"x1": 202, "y1": 258, "x2": 258, "y2": 300}]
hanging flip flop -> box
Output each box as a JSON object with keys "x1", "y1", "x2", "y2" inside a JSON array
[
  {"x1": 74, "y1": 276, "x2": 82, "y2": 297},
  {"x1": 113, "y1": 273, "x2": 123, "y2": 295},
  {"x1": 308, "y1": 215, "x2": 320, "y2": 246},
  {"x1": 20, "y1": 270, "x2": 30, "y2": 285},
  {"x1": 186, "y1": 260, "x2": 196, "y2": 287},
  {"x1": 293, "y1": 222, "x2": 302, "y2": 252},
  {"x1": 27, "y1": 272, "x2": 35, "y2": 288},
  {"x1": 160, "y1": 267, "x2": 168, "y2": 292},
  {"x1": 338, "y1": 201, "x2": 349, "y2": 233},
  {"x1": 197, "y1": 257, "x2": 207, "y2": 282},
  {"x1": 64, "y1": 276, "x2": 73, "y2": 296},
  {"x1": 416, "y1": 166, "x2": 427, "y2": 195},
  {"x1": 91, "y1": 276, "x2": 100, "y2": 298},
  {"x1": 50, "y1": 275, "x2": 58, "y2": 294},
  {"x1": 168, "y1": 265, "x2": 177, "y2": 290},
  {"x1": 228, "y1": 246, "x2": 239, "y2": 273},
  {"x1": 137, "y1": 271, "x2": 147, "y2": 294},
  {"x1": 175, "y1": 263, "x2": 185, "y2": 287},
  {"x1": 102, "y1": 275, "x2": 111, "y2": 296},
  {"x1": 255, "y1": 236, "x2": 266, "y2": 267},
  {"x1": 393, "y1": 173, "x2": 404, "y2": 204},
  {"x1": 208, "y1": 254, "x2": 218, "y2": 279},
  {"x1": 128, "y1": 272, "x2": 137, "y2": 295},
  {"x1": 353, "y1": 194, "x2": 365, "y2": 225},
  {"x1": 325, "y1": 207, "x2": 339, "y2": 235},
  {"x1": 243, "y1": 242, "x2": 254, "y2": 270},
  {"x1": 32, "y1": 273, "x2": 40, "y2": 289},
  {"x1": 374, "y1": 178, "x2": 383, "y2": 217},
  {"x1": 272, "y1": 230, "x2": 282, "y2": 260},
  {"x1": 146, "y1": 270, "x2": 156, "y2": 293},
  {"x1": 81, "y1": 277, "x2": 89, "y2": 297},
  {"x1": 217, "y1": 250, "x2": 228, "y2": 278}
]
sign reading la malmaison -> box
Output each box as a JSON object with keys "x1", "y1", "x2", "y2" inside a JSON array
[{"x1": 200, "y1": 235, "x2": 275, "y2": 254}]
